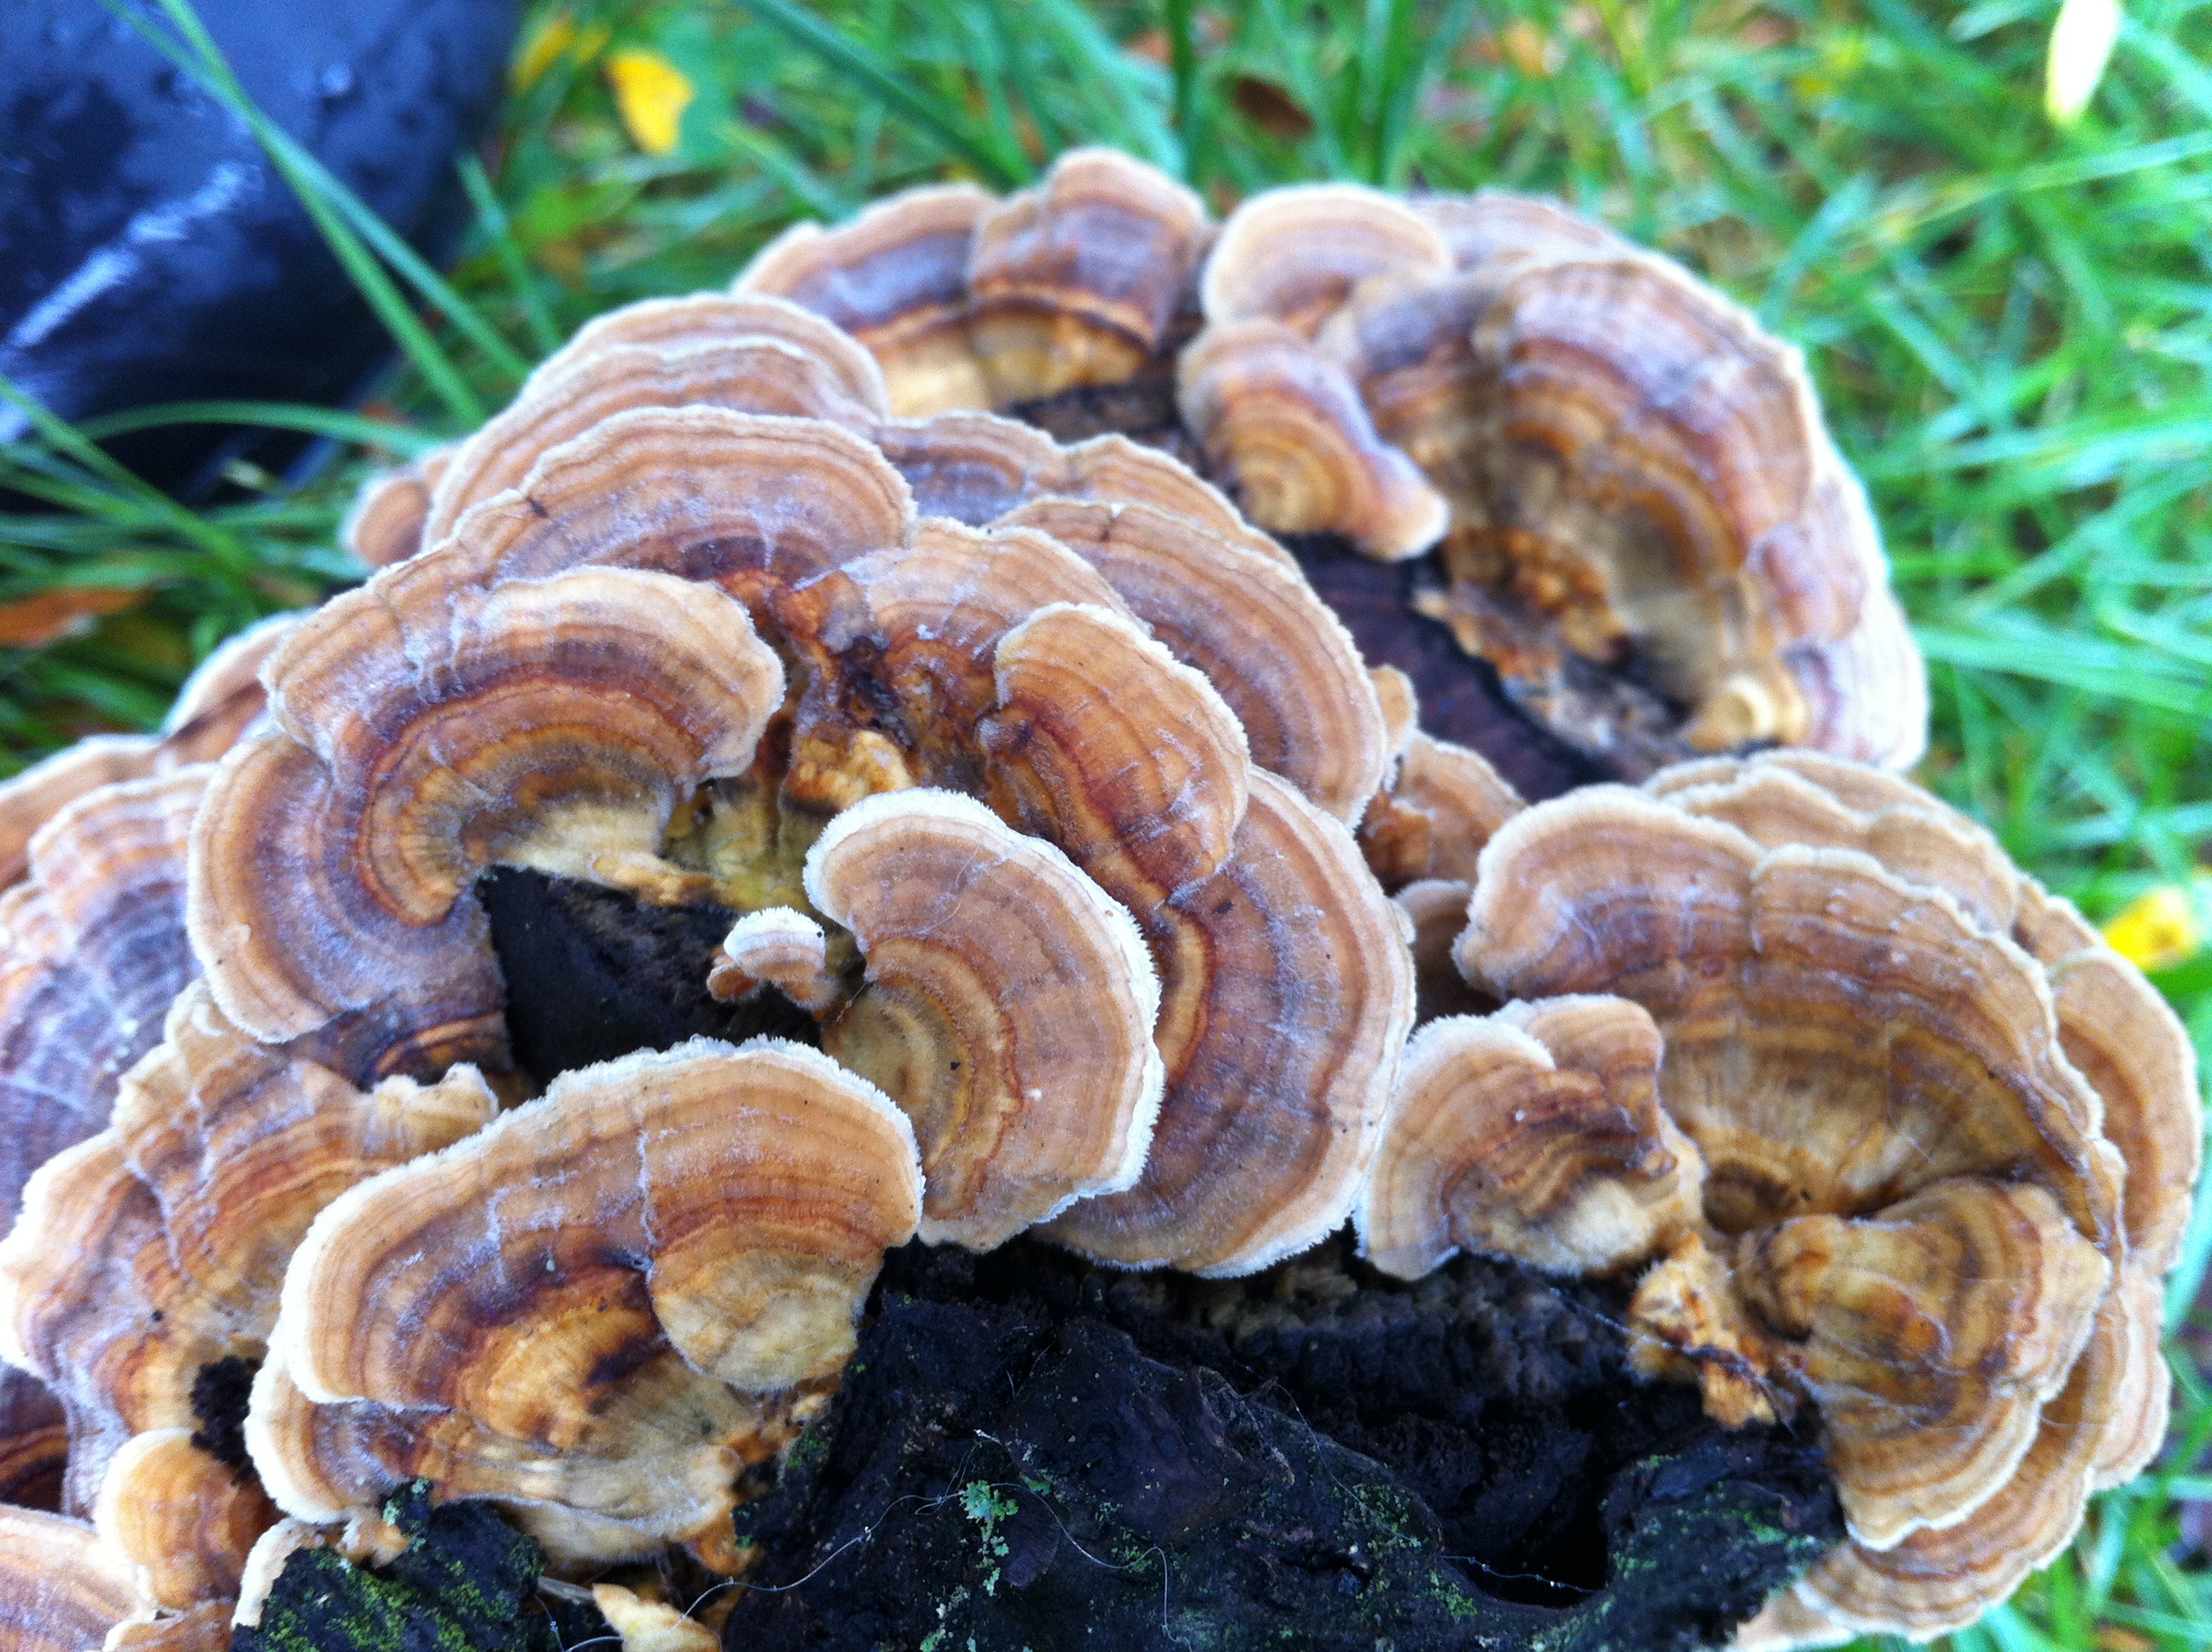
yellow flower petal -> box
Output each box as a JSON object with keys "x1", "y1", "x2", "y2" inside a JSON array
[
  {"x1": 512, "y1": 14, "x2": 577, "y2": 94},
  {"x1": 606, "y1": 49, "x2": 696, "y2": 157},
  {"x1": 2104, "y1": 882, "x2": 2205, "y2": 973},
  {"x1": 2046, "y1": 0, "x2": 2123, "y2": 126}
]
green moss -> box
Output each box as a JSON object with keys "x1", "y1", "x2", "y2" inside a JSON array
[{"x1": 230, "y1": 1485, "x2": 564, "y2": 1652}]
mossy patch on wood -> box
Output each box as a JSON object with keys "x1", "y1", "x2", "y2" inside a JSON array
[{"x1": 231, "y1": 1485, "x2": 591, "y2": 1652}]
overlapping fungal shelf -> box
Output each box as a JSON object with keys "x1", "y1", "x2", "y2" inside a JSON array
[
  {"x1": 727, "y1": 147, "x2": 1925, "y2": 777},
  {"x1": 1361, "y1": 751, "x2": 2200, "y2": 1643},
  {"x1": 0, "y1": 146, "x2": 2192, "y2": 1652}
]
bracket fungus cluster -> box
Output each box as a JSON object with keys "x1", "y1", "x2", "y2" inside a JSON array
[
  {"x1": 3, "y1": 266, "x2": 1437, "y2": 1644},
  {"x1": 1359, "y1": 750, "x2": 2201, "y2": 1643},
  {"x1": 730, "y1": 148, "x2": 1924, "y2": 778},
  {"x1": 0, "y1": 614, "x2": 300, "y2": 1541},
  {"x1": 0, "y1": 145, "x2": 2192, "y2": 1652}
]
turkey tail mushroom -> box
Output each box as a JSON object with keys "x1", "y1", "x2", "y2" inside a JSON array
[
  {"x1": 1179, "y1": 178, "x2": 1924, "y2": 771},
  {"x1": 189, "y1": 566, "x2": 785, "y2": 1043},
  {"x1": 1358, "y1": 995, "x2": 1703, "y2": 1278},
  {"x1": 736, "y1": 183, "x2": 997, "y2": 416},
  {"x1": 805, "y1": 788, "x2": 1164, "y2": 1249},
  {"x1": 246, "y1": 1039, "x2": 922, "y2": 1566},
  {"x1": 0, "y1": 978, "x2": 504, "y2": 1600},
  {"x1": 0, "y1": 1506, "x2": 174, "y2": 1652},
  {"x1": 0, "y1": 611, "x2": 294, "y2": 893},
  {"x1": 1178, "y1": 320, "x2": 1448, "y2": 560},
  {"x1": 967, "y1": 147, "x2": 1211, "y2": 407},
  {"x1": 1361, "y1": 747, "x2": 2194, "y2": 1644}
]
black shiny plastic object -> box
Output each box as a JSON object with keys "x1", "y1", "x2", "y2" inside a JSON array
[{"x1": 0, "y1": 0, "x2": 520, "y2": 502}]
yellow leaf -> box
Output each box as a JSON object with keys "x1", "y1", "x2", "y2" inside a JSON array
[
  {"x1": 2103, "y1": 881, "x2": 2205, "y2": 973},
  {"x1": 606, "y1": 49, "x2": 696, "y2": 157},
  {"x1": 511, "y1": 14, "x2": 577, "y2": 94},
  {"x1": 2046, "y1": 0, "x2": 2123, "y2": 125}
]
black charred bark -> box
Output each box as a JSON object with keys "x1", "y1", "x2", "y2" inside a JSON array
[{"x1": 722, "y1": 1236, "x2": 1839, "y2": 1652}]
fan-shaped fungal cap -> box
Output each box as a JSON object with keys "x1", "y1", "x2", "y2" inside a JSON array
[
  {"x1": 827, "y1": 518, "x2": 1132, "y2": 771},
  {"x1": 1179, "y1": 319, "x2": 1447, "y2": 559},
  {"x1": 1748, "y1": 1278, "x2": 2134, "y2": 1647},
  {"x1": 92, "y1": 1429, "x2": 278, "y2": 1609},
  {"x1": 1412, "y1": 189, "x2": 1634, "y2": 273},
  {"x1": 805, "y1": 788, "x2": 1163, "y2": 1248},
  {"x1": 963, "y1": 601, "x2": 1413, "y2": 1274},
  {"x1": 1310, "y1": 265, "x2": 1490, "y2": 491},
  {"x1": 1202, "y1": 183, "x2": 1451, "y2": 335},
  {"x1": 1447, "y1": 228, "x2": 1925, "y2": 767},
  {"x1": 875, "y1": 415, "x2": 1294, "y2": 569},
  {"x1": 110, "y1": 1605, "x2": 232, "y2": 1650},
  {"x1": 341, "y1": 445, "x2": 451, "y2": 569},
  {"x1": 0, "y1": 978, "x2": 502, "y2": 1559},
  {"x1": 1176, "y1": 181, "x2": 1921, "y2": 769},
  {"x1": 158, "y1": 613, "x2": 298, "y2": 760},
  {"x1": 1734, "y1": 1176, "x2": 2106, "y2": 1549},
  {"x1": 1650, "y1": 751, "x2": 2200, "y2": 1608},
  {"x1": 993, "y1": 495, "x2": 1388, "y2": 819},
  {"x1": 1359, "y1": 996, "x2": 1703, "y2": 1279},
  {"x1": 870, "y1": 410, "x2": 1072, "y2": 526},
  {"x1": 1371, "y1": 665, "x2": 1419, "y2": 755},
  {"x1": 422, "y1": 406, "x2": 917, "y2": 622},
  {"x1": 247, "y1": 1038, "x2": 922, "y2": 1563},
  {"x1": 1359, "y1": 729, "x2": 1525, "y2": 887},
  {"x1": 1456, "y1": 788, "x2": 2109, "y2": 1242},
  {"x1": 967, "y1": 147, "x2": 1210, "y2": 406},
  {"x1": 1667, "y1": 751, "x2": 2200, "y2": 1277},
  {"x1": 1045, "y1": 770, "x2": 1417, "y2": 1275},
  {"x1": 0, "y1": 1506, "x2": 143, "y2": 1652},
  {"x1": 190, "y1": 565, "x2": 784, "y2": 1042},
  {"x1": 981, "y1": 601, "x2": 1251, "y2": 905},
  {"x1": 592, "y1": 1583, "x2": 720, "y2": 1652},
  {"x1": 0, "y1": 602, "x2": 294, "y2": 899},
  {"x1": 0, "y1": 608, "x2": 290, "y2": 897},
  {"x1": 0, "y1": 736, "x2": 160, "y2": 892},
  {"x1": 736, "y1": 183, "x2": 997, "y2": 415},
  {"x1": 0, "y1": 768, "x2": 207, "y2": 1236},
  {"x1": 708, "y1": 909, "x2": 841, "y2": 1017},
  {"x1": 544, "y1": 288, "x2": 891, "y2": 408},
  {"x1": 417, "y1": 296, "x2": 892, "y2": 550}
]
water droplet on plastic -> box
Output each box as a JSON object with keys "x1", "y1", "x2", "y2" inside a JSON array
[{"x1": 318, "y1": 62, "x2": 357, "y2": 102}]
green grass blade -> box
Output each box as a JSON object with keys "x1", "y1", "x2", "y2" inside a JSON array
[
  {"x1": 1017, "y1": 0, "x2": 1182, "y2": 174},
  {"x1": 0, "y1": 377, "x2": 240, "y2": 558},
  {"x1": 95, "y1": 0, "x2": 489, "y2": 425},
  {"x1": 457, "y1": 152, "x2": 563, "y2": 358},
  {"x1": 68, "y1": 401, "x2": 444, "y2": 457},
  {"x1": 736, "y1": 0, "x2": 1033, "y2": 186},
  {"x1": 1165, "y1": 0, "x2": 1204, "y2": 179}
]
